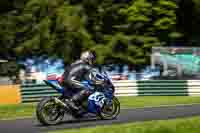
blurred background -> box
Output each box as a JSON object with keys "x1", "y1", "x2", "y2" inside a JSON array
[{"x1": 0, "y1": 0, "x2": 200, "y2": 84}]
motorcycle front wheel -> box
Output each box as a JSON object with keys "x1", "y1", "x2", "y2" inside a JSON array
[{"x1": 99, "y1": 96, "x2": 120, "y2": 120}]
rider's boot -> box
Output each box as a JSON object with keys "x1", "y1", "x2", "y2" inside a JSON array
[
  {"x1": 69, "y1": 90, "x2": 91, "y2": 116},
  {"x1": 64, "y1": 99, "x2": 84, "y2": 119}
]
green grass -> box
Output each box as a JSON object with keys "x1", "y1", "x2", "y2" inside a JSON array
[
  {"x1": 48, "y1": 116, "x2": 200, "y2": 133},
  {"x1": 0, "y1": 103, "x2": 35, "y2": 120},
  {"x1": 119, "y1": 96, "x2": 200, "y2": 108},
  {"x1": 1, "y1": 96, "x2": 200, "y2": 120}
]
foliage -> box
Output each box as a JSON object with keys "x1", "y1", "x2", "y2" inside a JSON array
[
  {"x1": 0, "y1": 0, "x2": 183, "y2": 69},
  {"x1": 96, "y1": 0, "x2": 179, "y2": 64}
]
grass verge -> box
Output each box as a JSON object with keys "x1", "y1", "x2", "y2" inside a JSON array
[
  {"x1": 1, "y1": 96, "x2": 200, "y2": 120},
  {"x1": 47, "y1": 116, "x2": 200, "y2": 133},
  {"x1": 119, "y1": 96, "x2": 200, "y2": 108},
  {"x1": 0, "y1": 103, "x2": 35, "y2": 120}
]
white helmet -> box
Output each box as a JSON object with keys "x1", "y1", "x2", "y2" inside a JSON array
[{"x1": 80, "y1": 51, "x2": 96, "y2": 65}]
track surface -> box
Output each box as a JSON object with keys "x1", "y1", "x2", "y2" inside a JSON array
[{"x1": 1, "y1": 104, "x2": 200, "y2": 133}]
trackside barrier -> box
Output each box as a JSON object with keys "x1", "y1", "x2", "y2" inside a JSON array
[
  {"x1": 136, "y1": 80, "x2": 188, "y2": 96},
  {"x1": 187, "y1": 80, "x2": 200, "y2": 95},
  {"x1": 113, "y1": 80, "x2": 138, "y2": 96},
  {"x1": 20, "y1": 80, "x2": 200, "y2": 103}
]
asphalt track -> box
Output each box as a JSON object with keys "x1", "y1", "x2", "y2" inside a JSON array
[{"x1": 1, "y1": 104, "x2": 200, "y2": 133}]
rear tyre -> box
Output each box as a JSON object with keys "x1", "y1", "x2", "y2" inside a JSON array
[{"x1": 36, "y1": 97, "x2": 65, "y2": 125}]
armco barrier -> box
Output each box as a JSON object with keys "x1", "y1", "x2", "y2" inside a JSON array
[
  {"x1": 113, "y1": 80, "x2": 138, "y2": 96},
  {"x1": 137, "y1": 80, "x2": 188, "y2": 96},
  {"x1": 20, "y1": 84, "x2": 60, "y2": 103},
  {"x1": 20, "y1": 80, "x2": 200, "y2": 103},
  {"x1": 187, "y1": 80, "x2": 200, "y2": 95}
]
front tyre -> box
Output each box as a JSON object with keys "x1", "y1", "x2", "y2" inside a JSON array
[
  {"x1": 99, "y1": 96, "x2": 120, "y2": 120},
  {"x1": 36, "y1": 97, "x2": 64, "y2": 125}
]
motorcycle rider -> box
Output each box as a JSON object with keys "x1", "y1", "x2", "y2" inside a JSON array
[{"x1": 62, "y1": 51, "x2": 103, "y2": 115}]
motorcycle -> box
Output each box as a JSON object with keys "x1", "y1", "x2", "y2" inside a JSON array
[{"x1": 36, "y1": 69, "x2": 120, "y2": 125}]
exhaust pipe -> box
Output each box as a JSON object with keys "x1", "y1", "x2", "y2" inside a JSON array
[{"x1": 54, "y1": 97, "x2": 67, "y2": 107}]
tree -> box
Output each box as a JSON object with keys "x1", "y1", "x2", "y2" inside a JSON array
[
  {"x1": 91, "y1": 0, "x2": 180, "y2": 65},
  {"x1": 0, "y1": 0, "x2": 181, "y2": 67},
  {"x1": 0, "y1": 0, "x2": 94, "y2": 64}
]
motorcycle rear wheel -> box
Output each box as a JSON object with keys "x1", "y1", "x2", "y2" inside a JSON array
[{"x1": 36, "y1": 97, "x2": 65, "y2": 125}]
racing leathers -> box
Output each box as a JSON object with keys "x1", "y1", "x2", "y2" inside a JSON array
[{"x1": 62, "y1": 59, "x2": 93, "y2": 111}]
